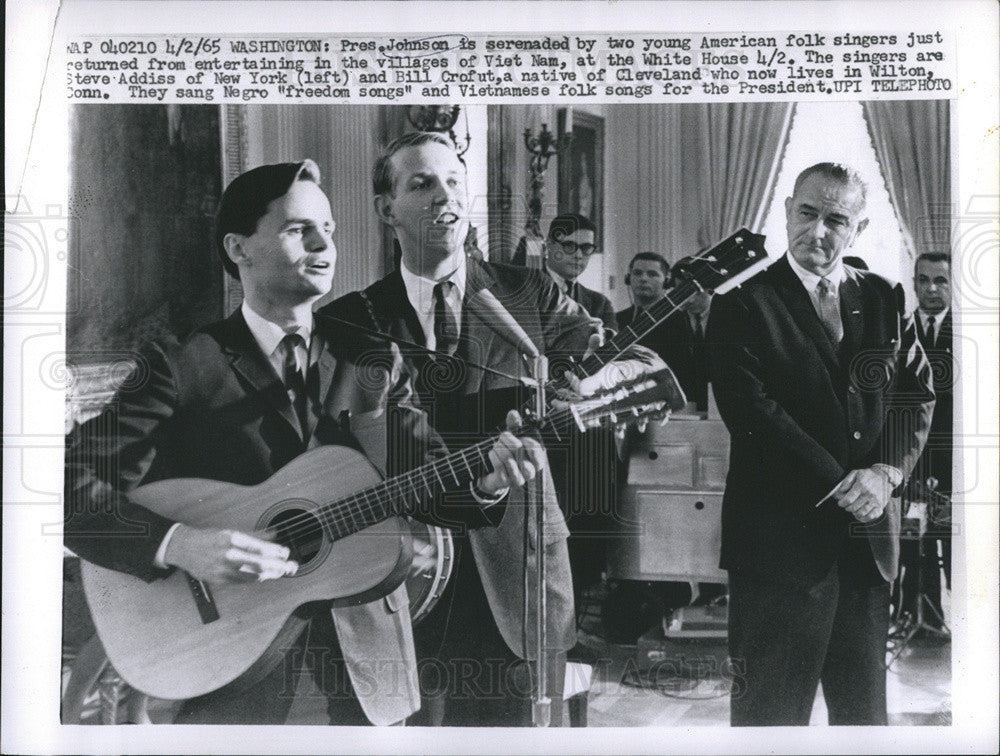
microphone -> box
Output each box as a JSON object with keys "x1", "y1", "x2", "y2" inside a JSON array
[
  {"x1": 316, "y1": 311, "x2": 536, "y2": 387},
  {"x1": 465, "y1": 287, "x2": 540, "y2": 360}
]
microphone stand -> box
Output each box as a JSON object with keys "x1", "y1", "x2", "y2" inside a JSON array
[
  {"x1": 529, "y1": 353, "x2": 550, "y2": 727},
  {"x1": 323, "y1": 308, "x2": 554, "y2": 725}
]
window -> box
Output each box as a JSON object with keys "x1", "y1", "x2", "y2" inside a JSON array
[{"x1": 760, "y1": 101, "x2": 914, "y2": 308}]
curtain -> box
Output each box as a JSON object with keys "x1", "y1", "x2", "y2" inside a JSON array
[
  {"x1": 862, "y1": 100, "x2": 951, "y2": 259},
  {"x1": 694, "y1": 103, "x2": 795, "y2": 250}
]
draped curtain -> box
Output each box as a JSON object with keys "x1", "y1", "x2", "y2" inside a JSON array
[
  {"x1": 862, "y1": 100, "x2": 951, "y2": 259},
  {"x1": 695, "y1": 103, "x2": 795, "y2": 250}
]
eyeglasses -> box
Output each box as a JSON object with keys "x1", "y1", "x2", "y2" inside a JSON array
[{"x1": 555, "y1": 240, "x2": 598, "y2": 256}]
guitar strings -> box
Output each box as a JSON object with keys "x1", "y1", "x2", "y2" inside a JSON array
[
  {"x1": 197, "y1": 244, "x2": 750, "y2": 549},
  {"x1": 269, "y1": 381, "x2": 667, "y2": 547},
  {"x1": 245, "y1": 403, "x2": 578, "y2": 546}
]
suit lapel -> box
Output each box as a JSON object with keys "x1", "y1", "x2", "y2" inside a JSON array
[
  {"x1": 218, "y1": 310, "x2": 303, "y2": 440},
  {"x1": 939, "y1": 311, "x2": 953, "y2": 352},
  {"x1": 390, "y1": 271, "x2": 428, "y2": 348},
  {"x1": 921, "y1": 310, "x2": 953, "y2": 353},
  {"x1": 461, "y1": 259, "x2": 501, "y2": 393},
  {"x1": 914, "y1": 311, "x2": 930, "y2": 348},
  {"x1": 310, "y1": 326, "x2": 338, "y2": 416},
  {"x1": 364, "y1": 270, "x2": 434, "y2": 380},
  {"x1": 772, "y1": 257, "x2": 841, "y2": 374},
  {"x1": 839, "y1": 270, "x2": 866, "y2": 363}
]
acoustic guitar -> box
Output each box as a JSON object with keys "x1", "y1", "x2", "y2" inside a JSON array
[
  {"x1": 81, "y1": 372, "x2": 682, "y2": 700},
  {"x1": 403, "y1": 228, "x2": 772, "y2": 623}
]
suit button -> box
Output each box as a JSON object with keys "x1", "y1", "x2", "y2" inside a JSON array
[
  {"x1": 853, "y1": 431, "x2": 862, "y2": 440},
  {"x1": 848, "y1": 385, "x2": 857, "y2": 394}
]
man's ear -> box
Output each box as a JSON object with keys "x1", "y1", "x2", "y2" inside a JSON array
[
  {"x1": 373, "y1": 194, "x2": 395, "y2": 225},
  {"x1": 223, "y1": 233, "x2": 249, "y2": 269}
]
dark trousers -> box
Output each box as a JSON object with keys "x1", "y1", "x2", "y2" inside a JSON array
[
  {"x1": 728, "y1": 560, "x2": 890, "y2": 726},
  {"x1": 173, "y1": 604, "x2": 369, "y2": 725},
  {"x1": 409, "y1": 538, "x2": 565, "y2": 726}
]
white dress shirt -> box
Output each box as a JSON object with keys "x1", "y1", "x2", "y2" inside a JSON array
[
  {"x1": 546, "y1": 268, "x2": 574, "y2": 298},
  {"x1": 786, "y1": 252, "x2": 846, "y2": 311},
  {"x1": 918, "y1": 306, "x2": 949, "y2": 346},
  {"x1": 400, "y1": 258, "x2": 467, "y2": 351}
]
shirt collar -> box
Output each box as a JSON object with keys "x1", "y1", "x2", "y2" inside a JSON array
[
  {"x1": 919, "y1": 306, "x2": 949, "y2": 327},
  {"x1": 241, "y1": 300, "x2": 312, "y2": 359},
  {"x1": 399, "y1": 256, "x2": 467, "y2": 317},
  {"x1": 546, "y1": 268, "x2": 573, "y2": 295},
  {"x1": 785, "y1": 251, "x2": 846, "y2": 293}
]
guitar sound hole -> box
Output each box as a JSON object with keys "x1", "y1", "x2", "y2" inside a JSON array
[{"x1": 267, "y1": 508, "x2": 326, "y2": 568}]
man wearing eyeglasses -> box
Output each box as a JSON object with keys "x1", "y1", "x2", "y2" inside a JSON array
[
  {"x1": 542, "y1": 213, "x2": 621, "y2": 618},
  {"x1": 544, "y1": 213, "x2": 617, "y2": 332}
]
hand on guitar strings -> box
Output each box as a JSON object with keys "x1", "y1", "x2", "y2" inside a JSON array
[
  {"x1": 562, "y1": 343, "x2": 672, "y2": 437},
  {"x1": 475, "y1": 410, "x2": 548, "y2": 497},
  {"x1": 569, "y1": 343, "x2": 667, "y2": 398},
  {"x1": 164, "y1": 525, "x2": 299, "y2": 584}
]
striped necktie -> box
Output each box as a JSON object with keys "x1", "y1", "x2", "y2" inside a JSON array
[{"x1": 815, "y1": 277, "x2": 844, "y2": 344}]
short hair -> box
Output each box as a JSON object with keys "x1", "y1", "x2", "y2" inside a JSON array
[
  {"x1": 547, "y1": 213, "x2": 596, "y2": 242},
  {"x1": 914, "y1": 251, "x2": 951, "y2": 274},
  {"x1": 792, "y1": 162, "x2": 868, "y2": 211},
  {"x1": 372, "y1": 131, "x2": 456, "y2": 196},
  {"x1": 215, "y1": 160, "x2": 322, "y2": 280},
  {"x1": 628, "y1": 252, "x2": 670, "y2": 278}
]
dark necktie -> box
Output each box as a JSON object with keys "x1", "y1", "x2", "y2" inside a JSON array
[
  {"x1": 281, "y1": 333, "x2": 310, "y2": 437},
  {"x1": 925, "y1": 315, "x2": 936, "y2": 347},
  {"x1": 815, "y1": 277, "x2": 844, "y2": 344},
  {"x1": 433, "y1": 281, "x2": 460, "y2": 356},
  {"x1": 565, "y1": 280, "x2": 578, "y2": 302}
]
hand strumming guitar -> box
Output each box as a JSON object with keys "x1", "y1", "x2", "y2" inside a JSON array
[{"x1": 162, "y1": 416, "x2": 545, "y2": 585}]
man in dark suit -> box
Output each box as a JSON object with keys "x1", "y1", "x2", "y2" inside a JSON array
[
  {"x1": 615, "y1": 252, "x2": 672, "y2": 361},
  {"x1": 618, "y1": 252, "x2": 713, "y2": 412},
  {"x1": 541, "y1": 213, "x2": 620, "y2": 602},
  {"x1": 661, "y1": 255, "x2": 714, "y2": 413},
  {"x1": 323, "y1": 132, "x2": 656, "y2": 725},
  {"x1": 897, "y1": 252, "x2": 954, "y2": 628},
  {"x1": 707, "y1": 163, "x2": 935, "y2": 726},
  {"x1": 64, "y1": 160, "x2": 540, "y2": 726},
  {"x1": 544, "y1": 213, "x2": 618, "y2": 332}
]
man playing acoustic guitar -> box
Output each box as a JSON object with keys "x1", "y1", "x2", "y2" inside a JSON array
[{"x1": 64, "y1": 160, "x2": 543, "y2": 725}]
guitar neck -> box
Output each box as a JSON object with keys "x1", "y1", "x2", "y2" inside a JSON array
[
  {"x1": 570, "y1": 278, "x2": 702, "y2": 380},
  {"x1": 316, "y1": 405, "x2": 584, "y2": 541},
  {"x1": 564, "y1": 228, "x2": 768, "y2": 383}
]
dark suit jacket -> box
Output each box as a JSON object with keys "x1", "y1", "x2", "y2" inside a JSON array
[
  {"x1": 913, "y1": 310, "x2": 953, "y2": 493},
  {"x1": 619, "y1": 305, "x2": 709, "y2": 411},
  {"x1": 567, "y1": 280, "x2": 618, "y2": 333},
  {"x1": 322, "y1": 259, "x2": 597, "y2": 656},
  {"x1": 707, "y1": 256, "x2": 935, "y2": 583},
  {"x1": 64, "y1": 308, "x2": 465, "y2": 724}
]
